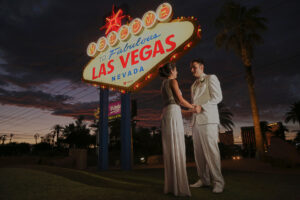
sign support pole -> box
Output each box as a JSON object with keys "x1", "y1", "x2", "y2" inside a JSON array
[
  {"x1": 121, "y1": 92, "x2": 132, "y2": 170},
  {"x1": 98, "y1": 87, "x2": 109, "y2": 170}
]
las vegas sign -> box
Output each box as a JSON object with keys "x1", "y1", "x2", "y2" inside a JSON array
[{"x1": 82, "y1": 2, "x2": 202, "y2": 92}]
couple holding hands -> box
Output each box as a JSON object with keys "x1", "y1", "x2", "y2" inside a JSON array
[{"x1": 160, "y1": 59, "x2": 224, "y2": 197}]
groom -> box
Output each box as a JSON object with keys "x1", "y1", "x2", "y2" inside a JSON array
[{"x1": 189, "y1": 58, "x2": 225, "y2": 193}]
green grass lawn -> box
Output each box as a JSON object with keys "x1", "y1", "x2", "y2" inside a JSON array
[{"x1": 0, "y1": 165, "x2": 299, "y2": 200}]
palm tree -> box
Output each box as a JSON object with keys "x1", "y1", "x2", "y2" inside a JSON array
[
  {"x1": 52, "y1": 124, "x2": 63, "y2": 147},
  {"x1": 218, "y1": 103, "x2": 234, "y2": 131},
  {"x1": 51, "y1": 133, "x2": 56, "y2": 146},
  {"x1": 215, "y1": 1, "x2": 267, "y2": 158},
  {"x1": 90, "y1": 119, "x2": 100, "y2": 136},
  {"x1": 34, "y1": 133, "x2": 39, "y2": 144},
  {"x1": 285, "y1": 101, "x2": 300, "y2": 127},
  {"x1": 9, "y1": 133, "x2": 14, "y2": 143},
  {"x1": 273, "y1": 122, "x2": 288, "y2": 141},
  {"x1": 63, "y1": 116, "x2": 91, "y2": 149},
  {"x1": 294, "y1": 131, "x2": 300, "y2": 143},
  {"x1": 44, "y1": 133, "x2": 53, "y2": 144},
  {"x1": 1, "y1": 135, "x2": 7, "y2": 145}
]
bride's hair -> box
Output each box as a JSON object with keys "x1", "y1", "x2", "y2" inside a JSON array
[{"x1": 159, "y1": 63, "x2": 176, "y2": 78}]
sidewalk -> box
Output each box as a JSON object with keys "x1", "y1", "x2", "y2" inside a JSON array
[
  {"x1": 221, "y1": 158, "x2": 300, "y2": 174},
  {"x1": 134, "y1": 158, "x2": 300, "y2": 175}
]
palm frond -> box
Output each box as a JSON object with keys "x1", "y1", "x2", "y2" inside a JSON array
[
  {"x1": 218, "y1": 103, "x2": 235, "y2": 130},
  {"x1": 284, "y1": 101, "x2": 300, "y2": 126},
  {"x1": 215, "y1": 1, "x2": 267, "y2": 59},
  {"x1": 215, "y1": 31, "x2": 228, "y2": 48}
]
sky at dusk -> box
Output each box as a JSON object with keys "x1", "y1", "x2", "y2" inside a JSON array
[{"x1": 0, "y1": 0, "x2": 299, "y2": 144}]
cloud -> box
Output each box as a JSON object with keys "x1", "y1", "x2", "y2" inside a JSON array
[
  {"x1": 0, "y1": 87, "x2": 72, "y2": 109},
  {"x1": 0, "y1": 0, "x2": 299, "y2": 132},
  {"x1": 0, "y1": 0, "x2": 101, "y2": 88},
  {"x1": 52, "y1": 101, "x2": 98, "y2": 120},
  {"x1": 0, "y1": 79, "x2": 8, "y2": 86},
  {"x1": 0, "y1": 86, "x2": 96, "y2": 119}
]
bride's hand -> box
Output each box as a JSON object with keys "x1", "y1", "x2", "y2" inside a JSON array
[
  {"x1": 192, "y1": 105, "x2": 201, "y2": 113},
  {"x1": 181, "y1": 109, "x2": 193, "y2": 118}
]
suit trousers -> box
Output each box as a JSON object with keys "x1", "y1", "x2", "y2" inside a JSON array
[{"x1": 192, "y1": 123, "x2": 224, "y2": 188}]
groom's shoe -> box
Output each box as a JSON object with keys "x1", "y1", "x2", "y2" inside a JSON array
[
  {"x1": 190, "y1": 179, "x2": 206, "y2": 188},
  {"x1": 212, "y1": 185, "x2": 224, "y2": 193}
]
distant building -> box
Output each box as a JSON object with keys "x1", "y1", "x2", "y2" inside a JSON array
[
  {"x1": 241, "y1": 121, "x2": 287, "y2": 150},
  {"x1": 240, "y1": 126, "x2": 256, "y2": 158},
  {"x1": 219, "y1": 131, "x2": 234, "y2": 145},
  {"x1": 241, "y1": 126, "x2": 256, "y2": 149}
]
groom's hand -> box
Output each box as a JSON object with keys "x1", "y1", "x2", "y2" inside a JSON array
[{"x1": 195, "y1": 105, "x2": 201, "y2": 113}]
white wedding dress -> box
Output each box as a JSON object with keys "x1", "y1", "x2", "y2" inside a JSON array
[{"x1": 161, "y1": 79, "x2": 191, "y2": 197}]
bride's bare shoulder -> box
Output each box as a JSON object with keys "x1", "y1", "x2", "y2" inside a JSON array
[{"x1": 169, "y1": 79, "x2": 178, "y2": 85}]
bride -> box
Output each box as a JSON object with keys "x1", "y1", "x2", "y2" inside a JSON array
[{"x1": 159, "y1": 63, "x2": 198, "y2": 197}]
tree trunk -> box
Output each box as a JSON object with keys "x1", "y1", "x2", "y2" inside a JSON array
[{"x1": 244, "y1": 65, "x2": 265, "y2": 159}]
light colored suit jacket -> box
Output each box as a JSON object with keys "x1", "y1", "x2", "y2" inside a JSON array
[{"x1": 191, "y1": 74, "x2": 222, "y2": 125}]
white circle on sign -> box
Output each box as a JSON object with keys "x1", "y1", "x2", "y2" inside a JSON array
[
  {"x1": 87, "y1": 42, "x2": 97, "y2": 57},
  {"x1": 142, "y1": 11, "x2": 157, "y2": 29},
  {"x1": 97, "y1": 37, "x2": 108, "y2": 52},
  {"x1": 130, "y1": 18, "x2": 144, "y2": 35},
  {"x1": 107, "y1": 31, "x2": 119, "y2": 47},
  {"x1": 156, "y1": 2, "x2": 173, "y2": 22},
  {"x1": 118, "y1": 25, "x2": 130, "y2": 41}
]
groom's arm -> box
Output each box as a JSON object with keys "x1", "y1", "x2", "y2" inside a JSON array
[
  {"x1": 191, "y1": 83, "x2": 202, "y2": 113},
  {"x1": 201, "y1": 75, "x2": 222, "y2": 109}
]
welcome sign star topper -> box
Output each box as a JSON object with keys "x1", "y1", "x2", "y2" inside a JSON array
[{"x1": 82, "y1": 2, "x2": 202, "y2": 93}]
